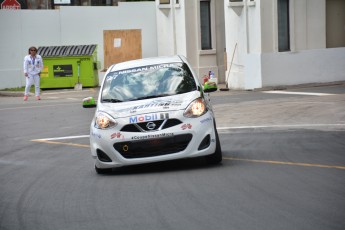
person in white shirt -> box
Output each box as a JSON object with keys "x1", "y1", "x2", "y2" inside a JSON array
[{"x1": 23, "y1": 46, "x2": 44, "y2": 101}]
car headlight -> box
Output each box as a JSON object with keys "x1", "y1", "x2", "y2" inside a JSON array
[
  {"x1": 183, "y1": 98, "x2": 207, "y2": 118},
  {"x1": 94, "y1": 111, "x2": 117, "y2": 129}
]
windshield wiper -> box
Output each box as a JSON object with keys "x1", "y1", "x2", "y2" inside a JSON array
[{"x1": 102, "y1": 98, "x2": 123, "y2": 103}]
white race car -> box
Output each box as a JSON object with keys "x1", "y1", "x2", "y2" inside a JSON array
[{"x1": 85, "y1": 55, "x2": 222, "y2": 173}]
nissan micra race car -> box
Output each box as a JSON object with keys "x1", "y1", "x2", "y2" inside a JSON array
[{"x1": 86, "y1": 55, "x2": 222, "y2": 173}]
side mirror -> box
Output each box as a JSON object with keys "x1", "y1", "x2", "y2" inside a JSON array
[
  {"x1": 203, "y1": 82, "x2": 218, "y2": 93},
  {"x1": 82, "y1": 97, "x2": 97, "y2": 108}
]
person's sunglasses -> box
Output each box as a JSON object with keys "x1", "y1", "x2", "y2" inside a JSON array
[{"x1": 30, "y1": 49, "x2": 37, "y2": 52}]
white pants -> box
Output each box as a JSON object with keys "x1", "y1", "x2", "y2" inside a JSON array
[{"x1": 25, "y1": 75, "x2": 40, "y2": 96}]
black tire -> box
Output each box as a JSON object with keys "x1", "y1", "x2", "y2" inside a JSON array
[
  {"x1": 95, "y1": 165, "x2": 112, "y2": 174},
  {"x1": 205, "y1": 122, "x2": 222, "y2": 165}
]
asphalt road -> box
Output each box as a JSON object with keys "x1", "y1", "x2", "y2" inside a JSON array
[{"x1": 0, "y1": 84, "x2": 344, "y2": 230}]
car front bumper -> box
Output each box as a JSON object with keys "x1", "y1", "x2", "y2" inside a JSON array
[{"x1": 90, "y1": 112, "x2": 217, "y2": 168}]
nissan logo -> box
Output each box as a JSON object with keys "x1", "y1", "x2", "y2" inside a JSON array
[{"x1": 146, "y1": 122, "x2": 156, "y2": 130}]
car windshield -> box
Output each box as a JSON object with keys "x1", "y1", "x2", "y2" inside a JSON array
[{"x1": 101, "y1": 62, "x2": 197, "y2": 102}]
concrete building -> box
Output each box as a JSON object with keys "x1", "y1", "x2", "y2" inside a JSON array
[
  {"x1": 0, "y1": 0, "x2": 344, "y2": 90},
  {"x1": 156, "y1": 0, "x2": 226, "y2": 84},
  {"x1": 223, "y1": 0, "x2": 345, "y2": 89},
  {"x1": 155, "y1": 0, "x2": 345, "y2": 90}
]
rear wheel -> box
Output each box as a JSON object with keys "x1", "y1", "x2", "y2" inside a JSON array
[{"x1": 205, "y1": 122, "x2": 222, "y2": 165}]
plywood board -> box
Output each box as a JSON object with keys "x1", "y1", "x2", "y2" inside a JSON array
[{"x1": 104, "y1": 29, "x2": 142, "y2": 70}]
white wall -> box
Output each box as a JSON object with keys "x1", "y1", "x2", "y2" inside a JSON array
[
  {"x1": 0, "y1": 2, "x2": 157, "y2": 89},
  {"x1": 225, "y1": 0, "x2": 345, "y2": 90},
  {"x1": 261, "y1": 48, "x2": 345, "y2": 86}
]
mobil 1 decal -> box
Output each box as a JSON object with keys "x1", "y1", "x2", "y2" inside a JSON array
[{"x1": 129, "y1": 113, "x2": 169, "y2": 123}]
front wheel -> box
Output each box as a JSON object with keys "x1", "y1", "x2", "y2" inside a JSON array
[{"x1": 205, "y1": 122, "x2": 222, "y2": 165}]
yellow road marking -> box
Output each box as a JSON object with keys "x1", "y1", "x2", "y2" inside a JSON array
[
  {"x1": 31, "y1": 140, "x2": 345, "y2": 170},
  {"x1": 31, "y1": 139, "x2": 89, "y2": 148},
  {"x1": 223, "y1": 157, "x2": 345, "y2": 170}
]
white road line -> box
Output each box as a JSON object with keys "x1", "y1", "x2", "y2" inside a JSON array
[
  {"x1": 263, "y1": 91, "x2": 335, "y2": 96},
  {"x1": 33, "y1": 135, "x2": 90, "y2": 141},
  {"x1": 32, "y1": 123, "x2": 345, "y2": 142},
  {"x1": 217, "y1": 123, "x2": 345, "y2": 131}
]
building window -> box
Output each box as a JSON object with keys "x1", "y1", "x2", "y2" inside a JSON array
[
  {"x1": 159, "y1": 0, "x2": 170, "y2": 4},
  {"x1": 200, "y1": 0, "x2": 212, "y2": 50},
  {"x1": 277, "y1": 0, "x2": 290, "y2": 51},
  {"x1": 326, "y1": 0, "x2": 345, "y2": 48}
]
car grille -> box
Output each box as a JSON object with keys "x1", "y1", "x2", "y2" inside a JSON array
[
  {"x1": 120, "y1": 119, "x2": 182, "y2": 132},
  {"x1": 114, "y1": 134, "x2": 192, "y2": 159}
]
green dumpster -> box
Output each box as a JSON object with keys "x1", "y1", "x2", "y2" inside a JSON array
[{"x1": 37, "y1": 45, "x2": 99, "y2": 89}]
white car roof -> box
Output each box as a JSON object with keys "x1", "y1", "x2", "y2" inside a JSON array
[{"x1": 108, "y1": 55, "x2": 187, "y2": 72}]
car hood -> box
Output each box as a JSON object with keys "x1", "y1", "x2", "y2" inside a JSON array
[{"x1": 97, "y1": 91, "x2": 202, "y2": 118}]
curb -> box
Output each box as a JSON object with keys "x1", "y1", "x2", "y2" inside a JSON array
[
  {"x1": 1, "y1": 81, "x2": 344, "y2": 98},
  {"x1": 0, "y1": 91, "x2": 24, "y2": 97},
  {"x1": 0, "y1": 87, "x2": 100, "y2": 98}
]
